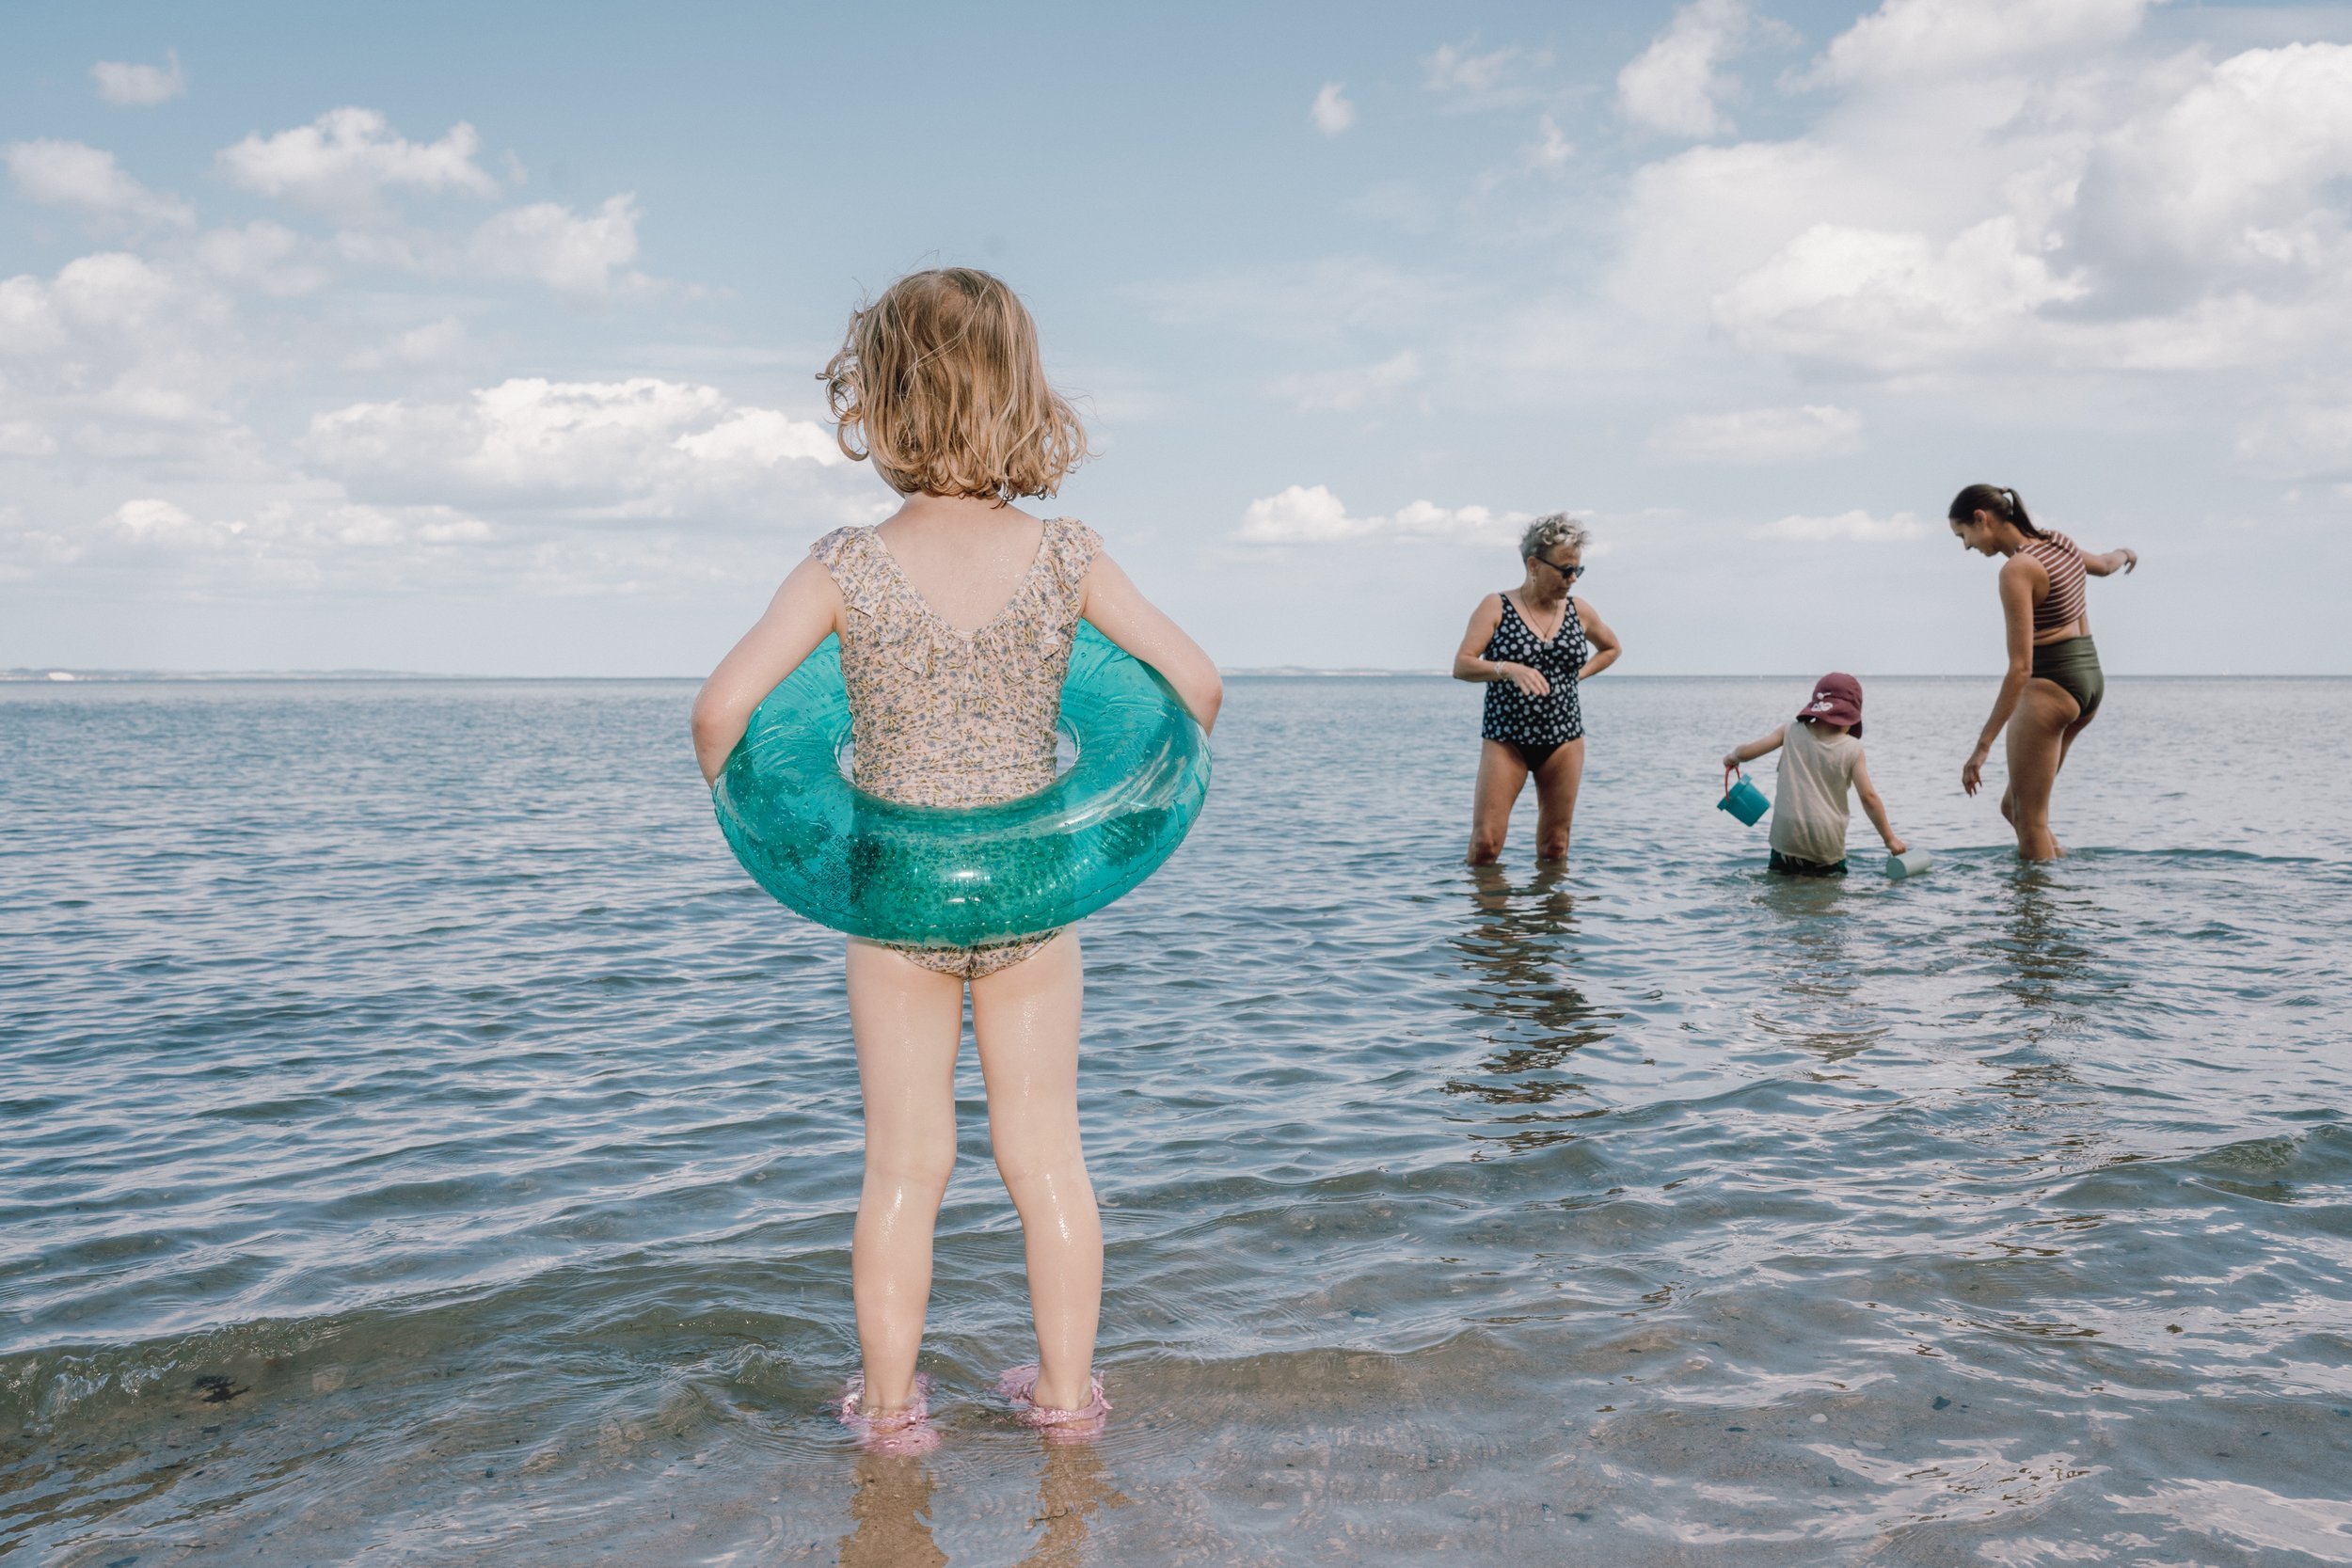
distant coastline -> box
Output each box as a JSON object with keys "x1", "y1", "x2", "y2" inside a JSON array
[{"x1": 8, "y1": 667, "x2": 2344, "y2": 684}]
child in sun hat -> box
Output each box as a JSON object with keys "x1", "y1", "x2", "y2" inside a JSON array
[{"x1": 1720, "y1": 673, "x2": 1908, "y2": 877}]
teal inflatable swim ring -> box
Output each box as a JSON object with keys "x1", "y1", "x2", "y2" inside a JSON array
[{"x1": 713, "y1": 622, "x2": 1210, "y2": 947}]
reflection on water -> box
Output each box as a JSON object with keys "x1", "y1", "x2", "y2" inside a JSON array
[
  {"x1": 836, "y1": 1446, "x2": 1128, "y2": 1568},
  {"x1": 1745, "y1": 862, "x2": 1873, "y2": 1062},
  {"x1": 838, "y1": 1455, "x2": 947, "y2": 1568},
  {"x1": 1445, "y1": 864, "x2": 1620, "y2": 1152},
  {"x1": 8, "y1": 677, "x2": 2352, "y2": 1564},
  {"x1": 1990, "y1": 863, "x2": 2107, "y2": 1023}
]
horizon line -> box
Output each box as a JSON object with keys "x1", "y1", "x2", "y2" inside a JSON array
[{"x1": 8, "y1": 668, "x2": 2349, "y2": 684}]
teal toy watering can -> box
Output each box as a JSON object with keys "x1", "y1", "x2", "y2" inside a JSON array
[{"x1": 1718, "y1": 771, "x2": 1770, "y2": 827}]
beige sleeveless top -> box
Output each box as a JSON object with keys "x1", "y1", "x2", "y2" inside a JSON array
[
  {"x1": 810, "y1": 516, "x2": 1102, "y2": 810},
  {"x1": 1770, "y1": 719, "x2": 1862, "y2": 864}
]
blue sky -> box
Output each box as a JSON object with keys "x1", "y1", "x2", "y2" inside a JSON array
[{"x1": 6, "y1": 0, "x2": 2350, "y2": 674}]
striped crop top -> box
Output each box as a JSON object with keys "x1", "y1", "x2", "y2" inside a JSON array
[{"x1": 2024, "y1": 531, "x2": 2087, "y2": 636}]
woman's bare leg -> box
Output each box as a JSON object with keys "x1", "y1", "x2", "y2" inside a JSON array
[
  {"x1": 1531, "y1": 737, "x2": 1586, "y2": 863},
  {"x1": 970, "y1": 931, "x2": 1098, "y2": 1413},
  {"x1": 2003, "y1": 679, "x2": 2082, "y2": 862},
  {"x1": 845, "y1": 939, "x2": 967, "y2": 1413},
  {"x1": 1468, "y1": 739, "x2": 1531, "y2": 864}
]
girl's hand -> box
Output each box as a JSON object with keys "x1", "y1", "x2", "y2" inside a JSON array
[
  {"x1": 1961, "y1": 749, "x2": 1988, "y2": 797},
  {"x1": 1886, "y1": 835, "x2": 1909, "y2": 856},
  {"x1": 2121, "y1": 547, "x2": 2139, "y2": 574},
  {"x1": 1502, "y1": 662, "x2": 1550, "y2": 697}
]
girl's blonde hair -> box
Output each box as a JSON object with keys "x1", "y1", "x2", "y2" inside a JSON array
[{"x1": 820, "y1": 268, "x2": 1088, "y2": 500}]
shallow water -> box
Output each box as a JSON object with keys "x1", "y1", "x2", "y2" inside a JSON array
[{"x1": 4, "y1": 675, "x2": 2350, "y2": 1566}]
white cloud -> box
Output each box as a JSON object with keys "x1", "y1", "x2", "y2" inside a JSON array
[
  {"x1": 1236, "y1": 484, "x2": 1528, "y2": 545},
  {"x1": 1811, "y1": 0, "x2": 2152, "y2": 86},
  {"x1": 1713, "y1": 217, "x2": 2086, "y2": 372},
  {"x1": 1618, "y1": 0, "x2": 1753, "y2": 138},
  {"x1": 194, "y1": 221, "x2": 328, "y2": 295},
  {"x1": 217, "y1": 108, "x2": 500, "y2": 221},
  {"x1": 0, "y1": 420, "x2": 58, "y2": 457},
  {"x1": 1132, "y1": 258, "x2": 1460, "y2": 344},
  {"x1": 1424, "y1": 39, "x2": 1549, "y2": 105},
  {"x1": 469, "y1": 195, "x2": 643, "y2": 297},
  {"x1": 1752, "y1": 509, "x2": 1926, "y2": 542},
  {"x1": 91, "y1": 52, "x2": 185, "y2": 106},
  {"x1": 1311, "y1": 83, "x2": 1356, "y2": 135},
  {"x1": 1649, "y1": 404, "x2": 1863, "y2": 463},
  {"x1": 0, "y1": 495, "x2": 499, "y2": 592},
  {"x1": 1522, "y1": 115, "x2": 1573, "y2": 173},
  {"x1": 347, "y1": 316, "x2": 472, "y2": 372},
  {"x1": 0, "y1": 251, "x2": 244, "y2": 436},
  {"x1": 5, "y1": 139, "x2": 192, "y2": 226},
  {"x1": 2233, "y1": 401, "x2": 2352, "y2": 480},
  {"x1": 2072, "y1": 42, "x2": 2352, "y2": 298},
  {"x1": 1267, "y1": 351, "x2": 1420, "y2": 411},
  {"x1": 302, "y1": 377, "x2": 845, "y2": 518}
]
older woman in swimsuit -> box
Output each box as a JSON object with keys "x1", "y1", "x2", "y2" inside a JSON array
[
  {"x1": 1948, "y1": 483, "x2": 2138, "y2": 861},
  {"x1": 1451, "y1": 514, "x2": 1623, "y2": 864}
]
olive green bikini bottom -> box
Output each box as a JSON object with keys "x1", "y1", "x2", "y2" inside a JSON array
[{"x1": 2032, "y1": 635, "x2": 2104, "y2": 721}]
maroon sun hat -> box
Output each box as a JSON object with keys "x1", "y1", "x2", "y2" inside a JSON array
[{"x1": 1797, "y1": 672, "x2": 1863, "y2": 736}]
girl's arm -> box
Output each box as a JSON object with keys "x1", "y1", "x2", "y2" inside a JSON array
[
  {"x1": 1080, "y1": 549, "x2": 1223, "y2": 734},
  {"x1": 1574, "y1": 596, "x2": 1621, "y2": 680},
  {"x1": 2084, "y1": 546, "x2": 2139, "y2": 578},
  {"x1": 1452, "y1": 595, "x2": 1547, "y2": 695},
  {"x1": 691, "y1": 556, "x2": 846, "y2": 784},
  {"x1": 1721, "y1": 725, "x2": 1786, "y2": 788},
  {"x1": 1963, "y1": 558, "x2": 2040, "y2": 797},
  {"x1": 1851, "y1": 751, "x2": 1907, "y2": 855}
]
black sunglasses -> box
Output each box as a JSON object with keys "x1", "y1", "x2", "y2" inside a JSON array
[{"x1": 1538, "y1": 556, "x2": 1584, "y2": 580}]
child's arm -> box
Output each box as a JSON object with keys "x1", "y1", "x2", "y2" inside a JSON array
[
  {"x1": 1721, "y1": 725, "x2": 1786, "y2": 787},
  {"x1": 1851, "y1": 751, "x2": 1907, "y2": 855},
  {"x1": 691, "y1": 557, "x2": 846, "y2": 784},
  {"x1": 2083, "y1": 545, "x2": 2139, "y2": 577},
  {"x1": 1081, "y1": 549, "x2": 1223, "y2": 734}
]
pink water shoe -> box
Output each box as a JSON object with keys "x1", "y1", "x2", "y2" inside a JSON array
[
  {"x1": 995, "y1": 1364, "x2": 1111, "y2": 1443},
  {"x1": 837, "y1": 1372, "x2": 940, "y2": 1456}
]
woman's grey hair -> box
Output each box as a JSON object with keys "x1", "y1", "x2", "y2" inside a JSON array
[{"x1": 1519, "y1": 513, "x2": 1589, "y2": 562}]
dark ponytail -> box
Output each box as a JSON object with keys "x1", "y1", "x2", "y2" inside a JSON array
[{"x1": 1947, "y1": 483, "x2": 2043, "y2": 539}]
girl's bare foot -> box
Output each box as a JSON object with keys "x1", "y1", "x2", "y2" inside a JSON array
[{"x1": 997, "y1": 1364, "x2": 1110, "y2": 1442}]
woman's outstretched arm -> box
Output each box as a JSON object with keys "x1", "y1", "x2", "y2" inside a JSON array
[
  {"x1": 1962, "y1": 559, "x2": 2040, "y2": 797},
  {"x1": 691, "y1": 557, "x2": 846, "y2": 784},
  {"x1": 2083, "y1": 546, "x2": 2139, "y2": 578},
  {"x1": 1080, "y1": 550, "x2": 1222, "y2": 734}
]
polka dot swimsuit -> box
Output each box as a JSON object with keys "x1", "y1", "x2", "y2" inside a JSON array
[{"x1": 1481, "y1": 592, "x2": 1585, "y2": 768}]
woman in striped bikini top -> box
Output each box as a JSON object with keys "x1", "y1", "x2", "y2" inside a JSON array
[{"x1": 1947, "y1": 483, "x2": 2139, "y2": 862}]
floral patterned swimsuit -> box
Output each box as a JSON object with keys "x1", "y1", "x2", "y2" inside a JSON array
[{"x1": 811, "y1": 516, "x2": 1102, "y2": 979}]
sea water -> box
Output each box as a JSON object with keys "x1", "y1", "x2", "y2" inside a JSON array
[{"x1": 4, "y1": 676, "x2": 2349, "y2": 1565}]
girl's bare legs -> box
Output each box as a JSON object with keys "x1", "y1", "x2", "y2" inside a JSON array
[
  {"x1": 2001, "y1": 679, "x2": 2083, "y2": 862},
  {"x1": 845, "y1": 939, "x2": 966, "y2": 1413},
  {"x1": 1531, "y1": 737, "x2": 1585, "y2": 864},
  {"x1": 1468, "y1": 739, "x2": 1531, "y2": 864},
  {"x1": 970, "y1": 930, "x2": 1099, "y2": 1412}
]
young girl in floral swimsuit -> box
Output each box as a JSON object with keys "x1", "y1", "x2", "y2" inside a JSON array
[{"x1": 691, "y1": 270, "x2": 1221, "y2": 1449}]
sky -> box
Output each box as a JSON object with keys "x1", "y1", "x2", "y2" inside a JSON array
[{"x1": 5, "y1": 0, "x2": 2351, "y2": 675}]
